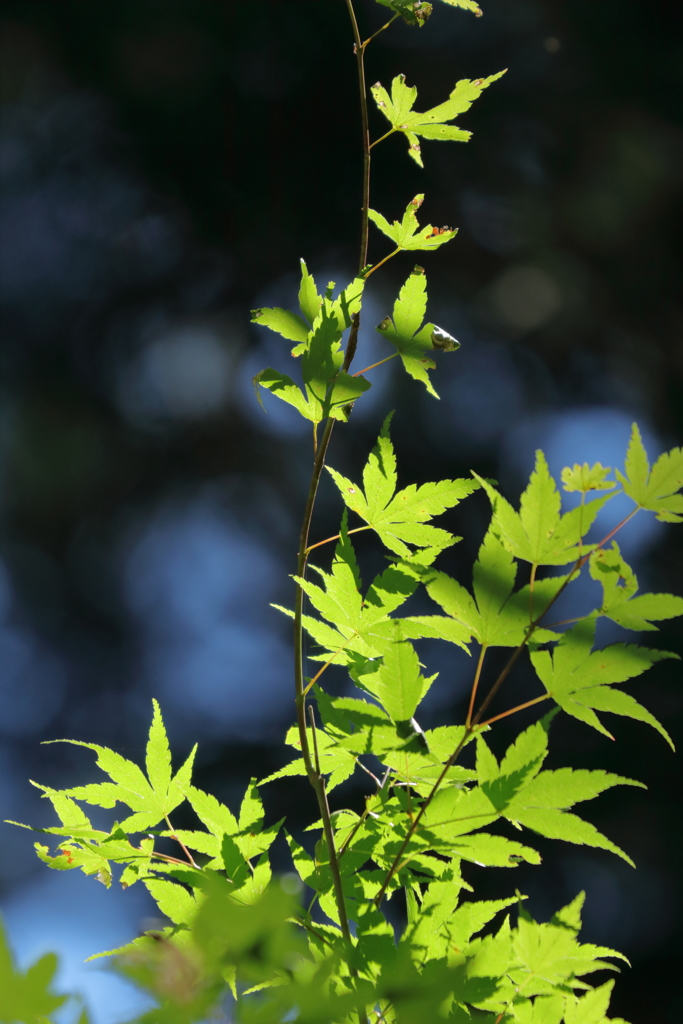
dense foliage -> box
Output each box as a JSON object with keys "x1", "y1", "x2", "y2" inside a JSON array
[{"x1": 2, "y1": 3, "x2": 682, "y2": 1022}]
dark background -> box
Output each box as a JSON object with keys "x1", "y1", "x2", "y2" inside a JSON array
[{"x1": 0, "y1": 1, "x2": 681, "y2": 1020}]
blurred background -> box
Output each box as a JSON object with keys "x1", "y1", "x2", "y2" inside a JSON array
[{"x1": 0, "y1": 0, "x2": 681, "y2": 1020}]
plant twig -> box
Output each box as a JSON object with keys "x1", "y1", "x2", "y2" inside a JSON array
[
  {"x1": 362, "y1": 12, "x2": 399, "y2": 49},
  {"x1": 363, "y1": 247, "x2": 401, "y2": 279},
  {"x1": 369, "y1": 127, "x2": 397, "y2": 150},
  {"x1": 305, "y1": 525, "x2": 371, "y2": 556},
  {"x1": 303, "y1": 638, "x2": 356, "y2": 697},
  {"x1": 373, "y1": 726, "x2": 473, "y2": 906},
  {"x1": 345, "y1": 0, "x2": 371, "y2": 274},
  {"x1": 294, "y1": 417, "x2": 336, "y2": 778},
  {"x1": 466, "y1": 644, "x2": 487, "y2": 729},
  {"x1": 479, "y1": 693, "x2": 550, "y2": 728},
  {"x1": 352, "y1": 353, "x2": 399, "y2": 377},
  {"x1": 164, "y1": 815, "x2": 197, "y2": 867}
]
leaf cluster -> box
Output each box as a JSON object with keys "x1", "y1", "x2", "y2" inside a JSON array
[
  {"x1": 10, "y1": 421, "x2": 681, "y2": 1022},
  {"x1": 5, "y1": 2, "x2": 682, "y2": 1022}
]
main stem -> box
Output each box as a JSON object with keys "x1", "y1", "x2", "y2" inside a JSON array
[
  {"x1": 290, "y1": 7, "x2": 374, "y2": 1019},
  {"x1": 345, "y1": 0, "x2": 371, "y2": 275}
]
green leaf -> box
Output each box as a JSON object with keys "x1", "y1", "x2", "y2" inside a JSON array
[
  {"x1": 254, "y1": 295, "x2": 371, "y2": 422},
  {"x1": 374, "y1": 266, "x2": 460, "y2": 397},
  {"x1": 590, "y1": 542, "x2": 683, "y2": 632},
  {"x1": 507, "y1": 767, "x2": 644, "y2": 812},
  {"x1": 144, "y1": 878, "x2": 198, "y2": 926},
  {"x1": 425, "y1": 528, "x2": 562, "y2": 646},
  {"x1": 516, "y1": 809, "x2": 635, "y2": 866},
  {"x1": 33, "y1": 830, "x2": 154, "y2": 890},
  {"x1": 40, "y1": 701, "x2": 196, "y2": 833},
  {"x1": 375, "y1": 1, "x2": 435, "y2": 27},
  {"x1": 371, "y1": 71, "x2": 504, "y2": 166},
  {"x1": 251, "y1": 306, "x2": 310, "y2": 346},
  {"x1": 221, "y1": 834, "x2": 250, "y2": 890},
  {"x1": 436, "y1": 720, "x2": 642, "y2": 867},
  {"x1": 450, "y1": 832, "x2": 541, "y2": 867},
  {"x1": 568, "y1": 685, "x2": 674, "y2": 750},
  {"x1": 145, "y1": 698, "x2": 172, "y2": 798},
  {"x1": 239, "y1": 779, "x2": 264, "y2": 834},
  {"x1": 253, "y1": 367, "x2": 313, "y2": 418},
  {"x1": 301, "y1": 306, "x2": 371, "y2": 421},
  {"x1": 0, "y1": 914, "x2": 66, "y2": 1023},
  {"x1": 561, "y1": 462, "x2": 615, "y2": 493},
  {"x1": 260, "y1": 725, "x2": 357, "y2": 792},
  {"x1": 363, "y1": 634, "x2": 434, "y2": 723},
  {"x1": 615, "y1": 423, "x2": 683, "y2": 521},
  {"x1": 402, "y1": 869, "x2": 465, "y2": 961},
  {"x1": 448, "y1": 896, "x2": 520, "y2": 950},
  {"x1": 364, "y1": 413, "x2": 397, "y2": 519},
  {"x1": 474, "y1": 452, "x2": 614, "y2": 566},
  {"x1": 439, "y1": 0, "x2": 483, "y2": 13},
  {"x1": 295, "y1": 530, "x2": 388, "y2": 657},
  {"x1": 531, "y1": 620, "x2": 677, "y2": 745},
  {"x1": 298, "y1": 258, "x2": 322, "y2": 325},
  {"x1": 328, "y1": 419, "x2": 478, "y2": 555},
  {"x1": 177, "y1": 779, "x2": 283, "y2": 862},
  {"x1": 291, "y1": 540, "x2": 436, "y2": 677},
  {"x1": 183, "y1": 783, "x2": 238, "y2": 837},
  {"x1": 564, "y1": 981, "x2": 615, "y2": 1024},
  {"x1": 369, "y1": 196, "x2": 458, "y2": 252}
]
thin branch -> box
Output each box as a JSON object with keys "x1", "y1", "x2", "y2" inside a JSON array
[
  {"x1": 363, "y1": 247, "x2": 401, "y2": 280},
  {"x1": 309, "y1": 706, "x2": 322, "y2": 775},
  {"x1": 529, "y1": 562, "x2": 538, "y2": 627},
  {"x1": 291, "y1": 914, "x2": 335, "y2": 950},
  {"x1": 291, "y1": 416, "x2": 355, "y2": 964},
  {"x1": 345, "y1": 0, "x2": 371, "y2": 274},
  {"x1": 150, "y1": 850, "x2": 197, "y2": 869},
  {"x1": 303, "y1": 635, "x2": 357, "y2": 696},
  {"x1": 164, "y1": 815, "x2": 197, "y2": 867},
  {"x1": 362, "y1": 12, "x2": 399, "y2": 48},
  {"x1": 340, "y1": 767, "x2": 391, "y2": 858},
  {"x1": 305, "y1": 525, "x2": 371, "y2": 556},
  {"x1": 357, "y1": 759, "x2": 382, "y2": 787},
  {"x1": 466, "y1": 644, "x2": 487, "y2": 729},
  {"x1": 544, "y1": 615, "x2": 589, "y2": 629},
  {"x1": 479, "y1": 693, "x2": 550, "y2": 728},
  {"x1": 369, "y1": 127, "x2": 397, "y2": 150},
  {"x1": 373, "y1": 727, "x2": 473, "y2": 907},
  {"x1": 294, "y1": 417, "x2": 336, "y2": 779},
  {"x1": 352, "y1": 352, "x2": 399, "y2": 377}
]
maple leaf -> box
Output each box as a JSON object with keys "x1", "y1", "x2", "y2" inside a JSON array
[
  {"x1": 0, "y1": 915, "x2": 66, "y2": 1022},
  {"x1": 375, "y1": 2, "x2": 434, "y2": 28},
  {"x1": 254, "y1": 299, "x2": 371, "y2": 423},
  {"x1": 590, "y1": 541, "x2": 683, "y2": 632},
  {"x1": 616, "y1": 422, "x2": 683, "y2": 522},
  {"x1": 371, "y1": 71, "x2": 504, "y2": 166},
  {"x1": 328, "y1": 415, "x2": 478, "y2": 555},
  {"x1": 474, "y1": 451, "x2": 616, "y2": 567},
  {"x1": 374, "y1": 265, "x2": 460, "y2": 397},
  {"x1": 531, "y1": 619, "x2": 677, "y2": 747},
  {"x1": 40, "y1": 699, "x2": 196, "y2": 833},
  {"x1": 425, "y1": 526, "x2": 565, "y2": 648},
  {"x1": 561, "y1": 461, "x2": 615, "y2": 493},
  {"x1": 368, "y1": 195, "x2": 458, "y2": 253}
]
